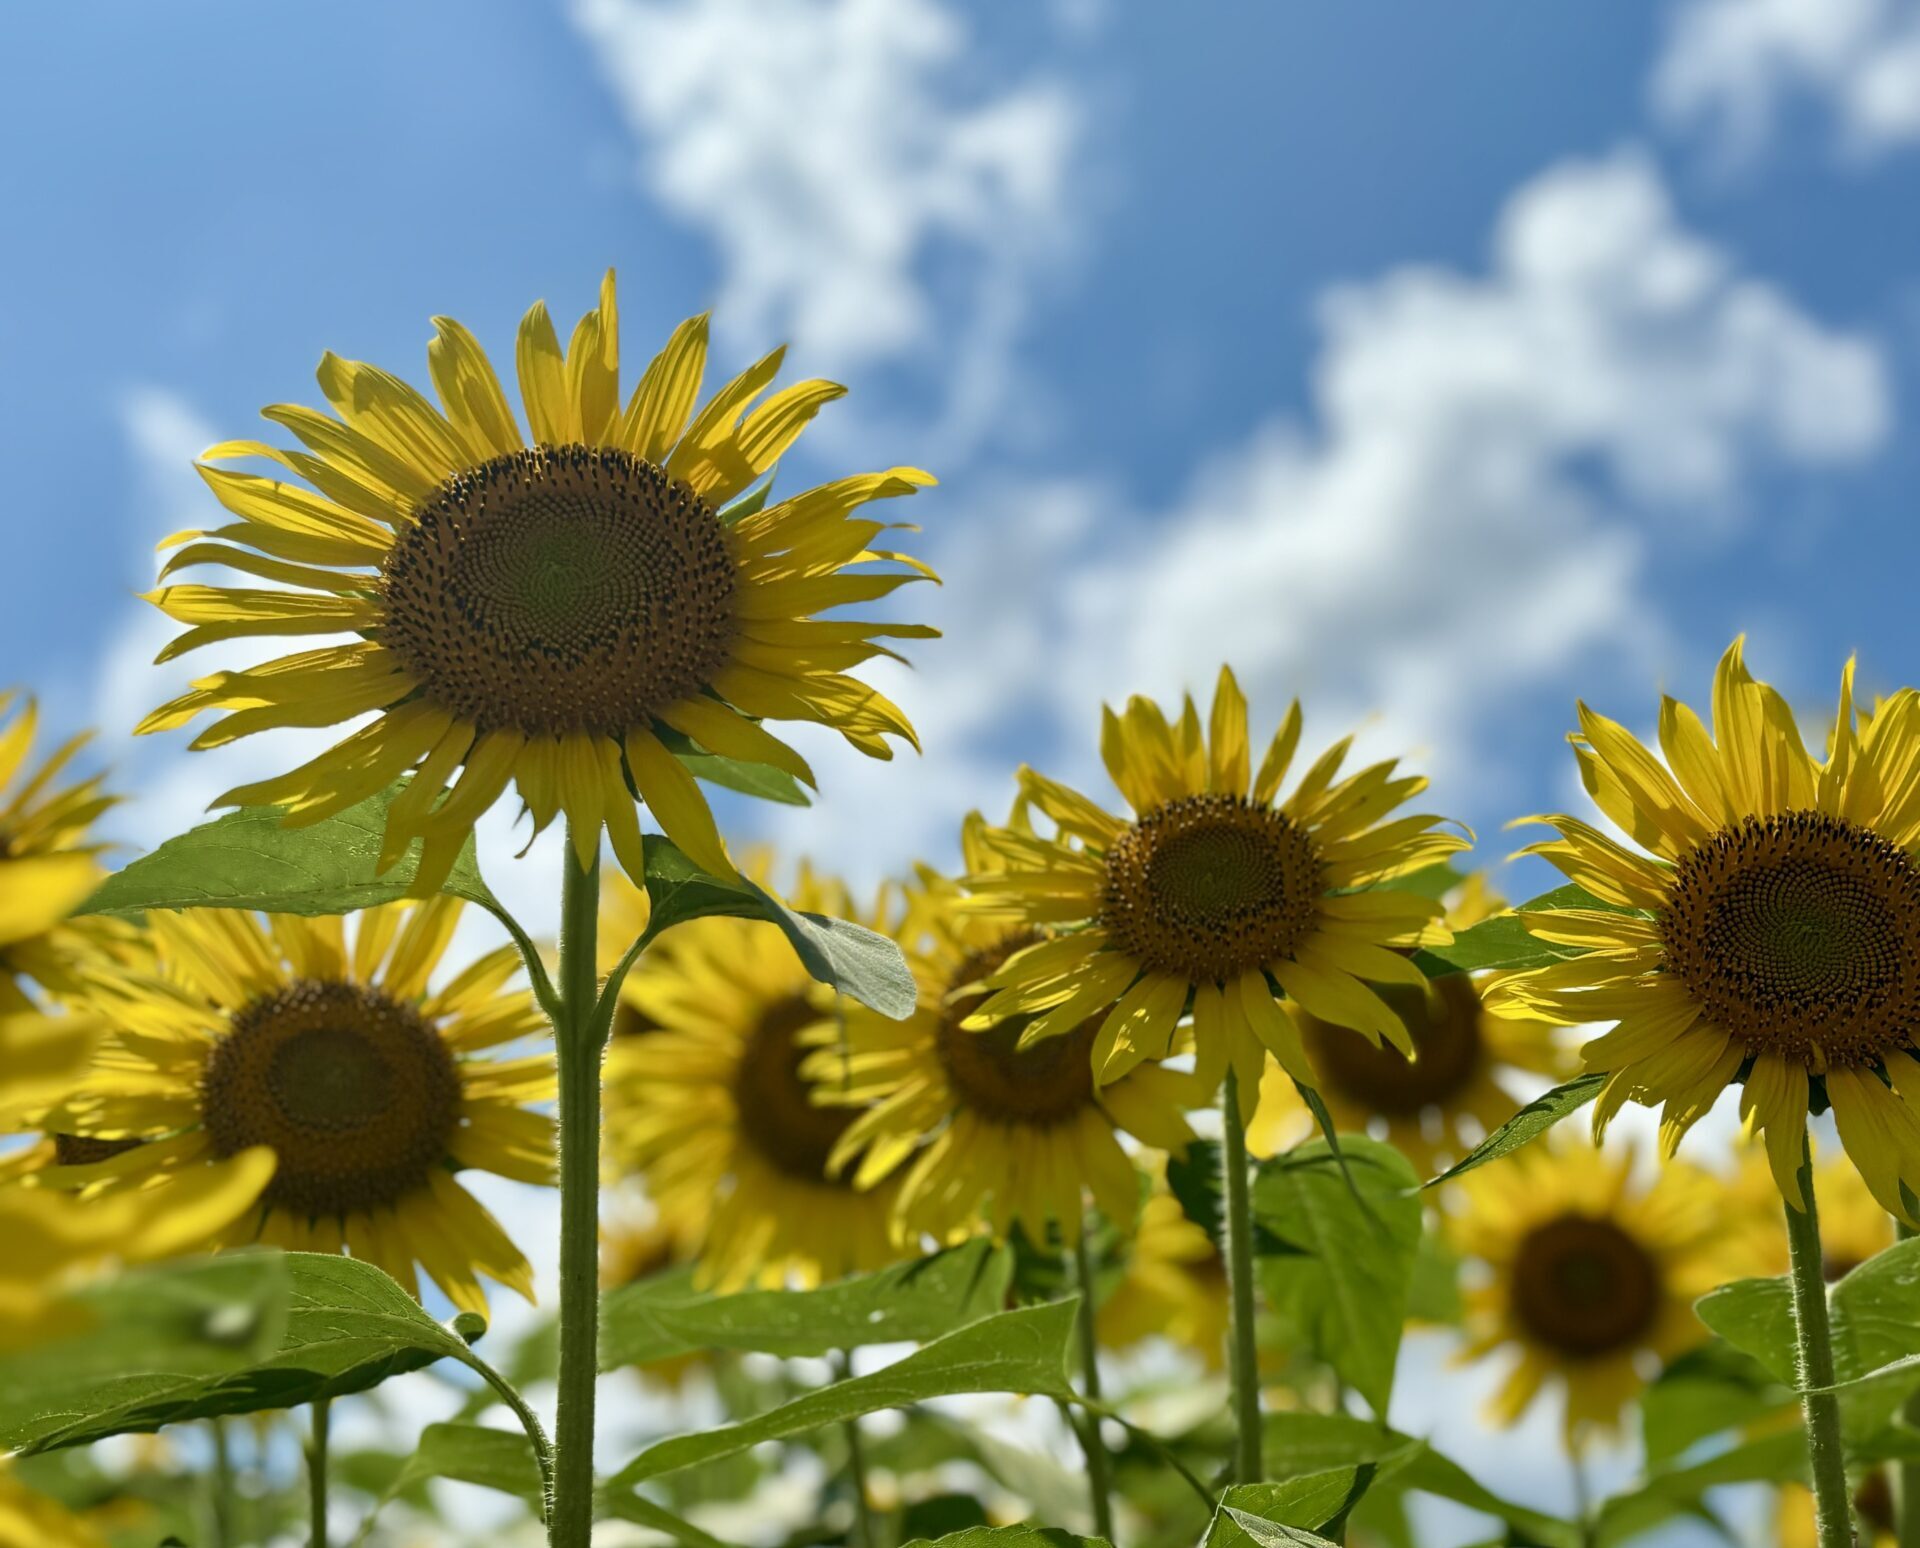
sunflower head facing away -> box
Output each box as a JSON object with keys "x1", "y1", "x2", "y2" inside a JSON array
[
  {"x1": 804, "y1": 816, "x2": 1196, "y2": 1247},
  {"x1": 1448, "y1": 1138, "x2": 1745, "y2": 1442},
  {"x1": 1488, "y1": 640, "x2": 1920, "y2": 1218},
  {"x1": 602, "y1": 860, "x2": 903, "y2": 1291},
  {"x1": 32, "y1": 898, "x2": 553, "y2": 1315},
  {"x1": 139, "y1": 271, "x2": 937, "y2": 889},
  {"x1": 960, "y1": 667, "x2": 1468, "y2": 1118},
  {"x1": 1249, "y1": 875, "x2": 1571, "y2": 1173}
]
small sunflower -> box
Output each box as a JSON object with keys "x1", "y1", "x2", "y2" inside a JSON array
[
  {"x1": 139, "y1": 272, "x2": 936, "y2": 889},
  {"x1": 1448, "y1": 1138, "x2": 1738, "y2": 1441},
  {"x1": 960, "y1": 667, "x2": 1467, "y2": 1117},
  {"x1": 806, "y1": 819, "x2": 1196, "y2": 1246},
  {"x1": 34, "y1": 899, "x2": 551, "y2": 1315},
  {"x1": 0, "y1": 695, "x2": 129, "y2": 1007},
  {"x1": 601, "y1": 863, "x2": 902, "y2": 1290},
  {"x1": 1096, "y1": 1178, "x2": 1229, "y2": 1369},
  {"x1": 1487, "y1": 640, "x2": 1920, "y2": 1217},
  {"x1": 1248, "y1": 876, "x2": 1570, "y2": 1173}
]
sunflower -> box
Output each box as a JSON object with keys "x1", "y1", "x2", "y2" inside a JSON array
[
  {"x1": 1486, "y1": 640, "x2": 1920, "y2": 1217},
  {"x1": 1447, "y1": 1138, "x2": 1740, "y2": 1441},
  {"x1": 1247, "y1": 876, "x2": 1570, "y2": 1173},
  {"x1": 960, "y1": 667, "x2": 1468, "y2": 1118},
  {"x1": 30, "y1": 898, "x2": 551, "y2": 1315},
  {"x1": 1096, "y1": 1178, "x2": 1229, "y2": 1369},
  {"x1": 0, "y1": 695, "x2": 131, "y2": 1008},
  {"x1": 601, "y1": 863, "x2": 902, "y2": 1290},
  {"x1": 805, "y1": 818, "x2": 1196, "y2": 1247},
  {"x1": 138, "y1": 271, "x2": 936, "y2": 890}
]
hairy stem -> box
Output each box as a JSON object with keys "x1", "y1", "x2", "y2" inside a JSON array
[
  {"x1": 307, "y1": 1397, "x2": 330, "y2": 1548},
  {"x1": 548, "y1": 835, "x2": 604, "y2": 1547},
  {"x1": 1072, "y1": 1229, "x2": 1118, "y2": 1541},
  {"x1": 1221, "y1": 1066, "x2": 1264, "y2": 1484},
  {"x1": 1784, "y1": 1137, "x2": 1853, "y2": 1548}
]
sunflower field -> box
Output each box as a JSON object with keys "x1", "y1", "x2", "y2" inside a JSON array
[{"x1": 9, "y1": 7, "x2": 1920, "y2": 1547}]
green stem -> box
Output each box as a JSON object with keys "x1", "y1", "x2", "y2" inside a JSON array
[
  {"x1": 308, "y1": 1398, "x2": 330, "y2": 1548},
  {"x1": 1784, "y1": 1135, "x2": 1852, "y2": 1548},
  {"x1": 549, "y1": 834, "x2": 604, "y2": 1548},
  {"x1": 1071, "y1": 1230, "x2": 1118, "y2": 1542},
  {"x1": 1221, "y1": 1066, "x2": 1264, "y2": 1484},
  {"x1": 837, "y1": 1352, "x2": 878, "y2": 1548},
  {"x1": 209, "y1": 1417, "x2": 235, "y2": 1548},
  {"x1": 1896, "y1": 1217, "x2": 1920, "y2": 1548}
]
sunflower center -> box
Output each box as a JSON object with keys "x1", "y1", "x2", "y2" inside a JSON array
[
  {"x1": 1510, "y1": 1214, "x2": 1661, "y2": 1358},
  {"x1": 381, "y1": 444, "x2": 738, "y2": 737},
  {"x1": 1663, "y1": 811, "x2": 1920, "y2": 1067},
  {"x1": 1102, "y1": 795, "x2": 1324, "y2": 981},
  {"x1": 201, "y1": 979, "x2": 460, "y2": 1217},
  {"x1": 732, "y1": 994, "x2": 852, "y2": 1182},
  {"x1": 934, "y1": 933, "x2": 1098, "y2": 1127},
  {"x1": 1297, "y1": 976, "x2": 1484, "y2": 1117}
]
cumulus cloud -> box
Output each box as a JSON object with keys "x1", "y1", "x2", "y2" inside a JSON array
[
  {"x1": 1653, "y1": 0, "x2": 1920, "y2": 159},
  {"x1": 763, "y1": 150, "x2": 1891, "y2": 880},
  {"x1": 569, "y1": 0, "x2": 1082, "y2": 455}
]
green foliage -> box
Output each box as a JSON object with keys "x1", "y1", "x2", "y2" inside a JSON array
[
  {"x1": 1167, "y1": 1138, "x2": 1298, "y2": 1257},
  {"x1": 625, "y1": 834, "x2": 917, "y2": 1017},
  {"x1": 653, "y1": 723, "x2": 811, "y2": 807},
  {"x1": 600, "y1": 1240, "x2": 1011, "y2": 1368},
  {"x1": 1415, "y1": 883, "x2": 1634, "y2": 976},
  {"x1": 1252, "y1": 1137, "x2": 1423, "y2": 1415},
  {"x1": 901, "y1": 1530, "x2": 1111, "y2": 1548},
  {"x1": 1594, "y1": 1430, "x2": 1808, "y2": 1547},
  {"x1": 79, "y1": 785, "x2": 493, "y2": 919},
  {"x1": 0, "y1": 1253, "x2": 481, "y2": 1453},
  {"x1": 1639, "y1": 1340, "x2": 1789, "y2": 1464},
  {"x1": 1421, "y1": 1072, "x2": 1609, "y2": 1188},
  {"x1": 607, "y1": 1300, "x2": 1078, "y2": 1489}
]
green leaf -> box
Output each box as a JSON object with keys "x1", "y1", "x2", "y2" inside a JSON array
[
  {"x1": 600, "y1": 1240, "x2": 1011, "y2": 1369},
  {"x1": 1415, "y1": 884, "x2": 1630, "y2": 976},
  {"x1": 633, "y1": 835, "x2": 916, "y2": 1017},
  {"x1": 1166, "y1": 1139, "x2": 1299, "y2": 1258},
  {"x1": 80, "y1": 785, "x2": 494, "y2": 919},
  {"x1": 600, "y1": 1490, "x2": 746, "y2": 1548},
  {"x1": 1594, "y1": 1430, "x2": 1808, "y2": 1548},
  {"x1": 607, "y1": 1301, "x2": 1077, "y2": 1488},
  {"x1": 0, "y1": 1253, "x2": 477, "y2": 1453},
  {"x1": 1640, "y1": 1341, "x2": 1789, "y2": 1464},
  {"x1": 347, "y1": 1418, "x2": 545, "y2": 1545},
  {"x1": 901, "y1": 1530, "x2": 1111, "y2": 1548},
  {"x1": 1261, "y1": 1412, "x2": 1406, "y2": 1475},
  {"x1": 652, "y1": 724, "x2": 810, "y2": 807},
  {"x1": 1252, "y1": 1137, "x2": 1423, "y2": 1414},
  {"x1": 1390, "y1": 1446, "x2": 1580, "y2": 1548},
  {"x1": 1207, "y1": 1469, "x2": 1394, "y2": 1547},
  {"x1": 1420, "y1": 1073, "x2": 1608, "y2": 1189}
]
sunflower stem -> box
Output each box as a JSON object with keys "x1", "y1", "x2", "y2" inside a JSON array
[
  {"x1": 1785, "y1": 1137, "x2": 1852, "y2": 1548},
  {"x1": 549, "y1": 834, "x2": 604, "y2": 1548},
  {"x1": 1221, "y1": 1066, "x2": 1265, "y2": 1484},
  {"x1": 1896, "y1": 1216, "x2": 1920, "y2": 1548},
  {"x1": 307, "y1": 1397, "x2": 330, "y2": 1548},
  {"x1": 208, "y1": 1417, "x2": 236, "y2": 1548},
  {"x1": 837, "y1": 1352, "x2": 878, "y2": 1548},
  {"x1": 1071, "y1": 1228, "x2": 1118, "y2": 1542}
]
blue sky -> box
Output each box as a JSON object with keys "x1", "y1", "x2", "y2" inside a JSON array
[{"x1": 10, "y1": 0, "x2": 1920, "y2": 1525}]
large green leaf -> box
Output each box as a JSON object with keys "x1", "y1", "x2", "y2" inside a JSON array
[
  {"x1": 601, "y1": 1492, "x2": 746, "y2": 1548},
  {"x1": 1252, "y1": 1137, "x2": 1423, "y2": 1415},
  {"x1": 0, "y1": 1253, "x2": 480, "y2": 1453},
  {"x1": 1421, "y1": 1073, "x2": 1608, "y2": 1189},
  {"x1": 901, "y1": 1530, "x2": 1111, "y2": 1548},
  {"x1": 1206, "y1": 1465, "x2": 1410, "y2": 1548},
  {"x1": 600, "y1": 1241, "x2": 1011, "y2": 1368},
  {"x1": 1415, "y1": 884, "x2": 1630, "y2": 977},
  {"x1": 80, "y1": 784, "x2": 494, "y2": 919},
  {"x1": 607, "y1": 1300, "x2": 1077, "y2": 1489},
  {"x1": 627, "y1": 835, "x2": 915, "y2": 1018},
  {"x1": 1166, "y1": 1139, "x2": 1298, "y2": 1258}
]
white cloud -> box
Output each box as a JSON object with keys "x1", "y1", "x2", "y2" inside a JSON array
[
  {"x1": 1653, "y1": 0, "x2": 1920, "y2": 160},
  {"x1": 569, "y1": 0, "x2": 1083, "y2": 456},
  {"x1": 762, "y1": 149, "x2": 1891, "y2": 881}
]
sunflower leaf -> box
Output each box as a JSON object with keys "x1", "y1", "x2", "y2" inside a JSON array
[
  {"x1": 898, "y1": 1530, "x2": 1112, "y2": 1548},
  {"x1": 599, "y1": 1240, "x2": 1013, "y2": 1368},
  {"x1": 1251, "y1": 1138, "x2": 1423, "y2": 1416},
  {"x1": 78, "y1": 783, "x2": 492, "y2": 919},
  {"x1": 1166, "y1": 1138, "x2": 1299, "y2": 1258},
  {"x1": 1414, "y1": 883, "x2": 1630, "y2": 977},
  {"x1": 629, "y1": 835, "x2": 916, "y2": 1017},
  {"x1": 606, "y1": 1301, "x2": 1077, "y2": 1489},
  {"x1": 0, "y1": 1253, "x2": 478, "y2": 1453},
  {"x1": 651, "y1": 724, "x2": 810, "y2": 807},
  {"x1": 1418, "y1": 1072, "x2": 1608, "y2": 1189}
]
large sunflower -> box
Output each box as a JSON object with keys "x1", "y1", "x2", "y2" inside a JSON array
[
  {"x1": 1248, "y1": 876, "x2": 1570, "y2": 1174},
  {"x1": 0, "y1": 694, "x2": 128, "y2": 1007},
  {"x1": 805, "y1": 818, "x2": 1196, "y2": 1246},
  {"x1": 601, "y1": 863, "x2": 902, "y2": 1290},
  {"x1": 32, "y1": 898, "x2": 551, "y2": 1315},
  {"x1": 960, "y1": 667, "x2": 1467, "y2": 1116},
  {"x1": 1447, "y1": 1138, "x2": 1742, "y2": 1441},
  {"x1": 139, "y1": 272, "x2": 936, "y2": 888},
  {"x1": 1486, "y1": 640, "x2": 1920, "y2": 1216}
]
